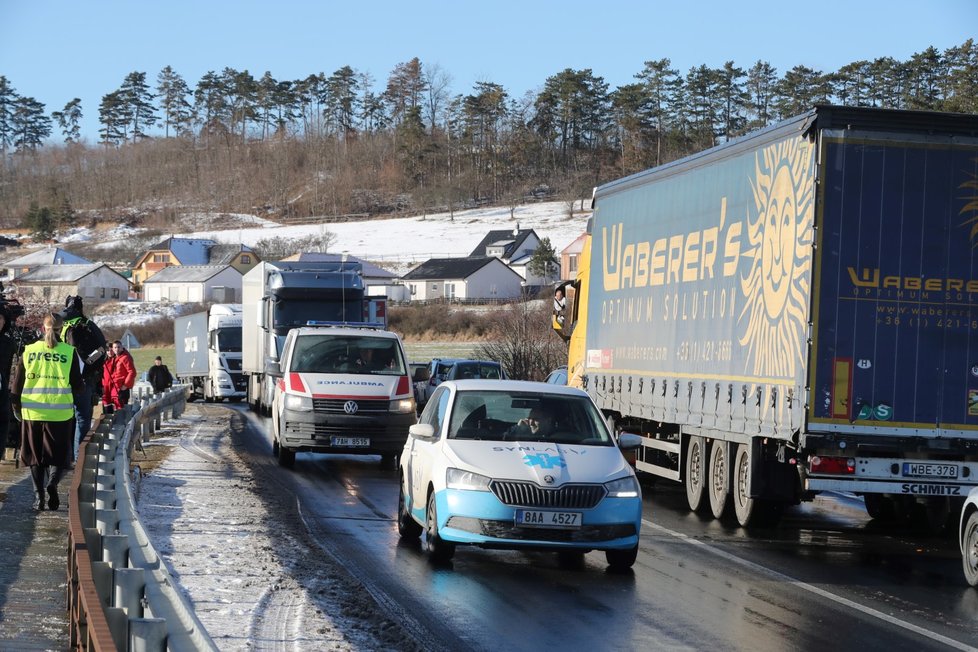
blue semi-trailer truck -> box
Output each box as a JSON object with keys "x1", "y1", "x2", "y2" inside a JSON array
[{"x1": 554, "y1": 105, "x2": 978, "y2": 529}]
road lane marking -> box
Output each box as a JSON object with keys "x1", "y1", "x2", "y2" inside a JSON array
[{"x1": 644, "y1": 519, "x2": 977, "y2": 652}]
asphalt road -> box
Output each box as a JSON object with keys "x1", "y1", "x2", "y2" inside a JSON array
[{"x1": 231, "y1": 405, "x2": 978, "y2": 651}]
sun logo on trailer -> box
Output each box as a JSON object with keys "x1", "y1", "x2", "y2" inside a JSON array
[
  {"x1": 738, "y1": 137, "x2": 814, "y2": 379},
  {"x1": 961, "y1": 166, "x2": 978, "y2": 247}
]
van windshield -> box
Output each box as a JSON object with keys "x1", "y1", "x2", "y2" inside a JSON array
[{"x1": 290, "y1": 334, "x2": 405, "y2": 375}]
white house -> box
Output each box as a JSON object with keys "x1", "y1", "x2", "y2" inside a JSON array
[
  {"x1": 468, "y1": 225, "x2": 556, "y2": 285},
  {"x1": 14, "y1": 263, "x2": 130, "y2": 305},
  {"x1": 3, "y1": 247, "x2": 91, "y2": 279},
  {"x1": 401, "y1": 257, "x2": 524, "y2": 301},
  {"x1": 143, "y1": 265, "x2": 243, "y2": 303}
]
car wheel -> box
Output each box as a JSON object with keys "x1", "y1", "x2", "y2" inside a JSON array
[
  {"x1": 963, "y1": 511, "x2": 978, "y2": 587},
  {"x1": 277, "y1": 441, "x2": 295, "y2": 469},
  {"x1": 397, "y1": 477, "x2": 423, "y2": 540},
  {"x1": 425, "y1": 492, "x2": 455, "y2": 562},
  {"x1": 605, "y1": 545, "x2": 638, "y2": 572}
]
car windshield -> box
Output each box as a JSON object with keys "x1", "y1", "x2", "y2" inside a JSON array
[
  {"x1": 448, "y1": 390, "x2": 612, "y2": 445},
  {"x1": 290, "y1": 334, "x2": 405, "y2": 375}
]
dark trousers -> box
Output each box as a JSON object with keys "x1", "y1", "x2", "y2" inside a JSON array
[
  {"x1": 29, "y1": 464, "x2": 65, "y2": 495},
  {"x1": 73, "y1": 383, "x2": 95, "y2": 460},
  {"x1": 0, "y1": 388, "x2": 9, "y2": 458}
]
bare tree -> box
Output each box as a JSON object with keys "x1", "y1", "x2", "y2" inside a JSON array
[{"x1": 474, "y1": 299, "x2": 565, "y2": 381}]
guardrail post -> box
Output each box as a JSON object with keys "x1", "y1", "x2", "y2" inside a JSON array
[
  {"x1": 129, "y1": 618, "x2": 167, "y2": 651},
  {"x1": 113, "y1": 567, "x2": 145, "y2": 617},
  {"x1": 95, "y1": 508, "x2": 119, "y2": 534},
  {"x1": 102, "y1": 534, "x2": 129, "y2": 569},
  {"x1": 95, "y1": 489, "x2": 117, "y2": 511}
]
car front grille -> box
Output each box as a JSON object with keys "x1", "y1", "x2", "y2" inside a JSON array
[
  {"x1": 284, "y1": 421, "x2": 391, "y2": 438},
  {"x1": 446, "y1": 516, "x2": 635, "y2": 543},
  {"x1": 489, "y1": 481, "x2": 606, "y2": 509},
  {"x1": 312, "y1": 398, "x2": 389, "y2": 414}
]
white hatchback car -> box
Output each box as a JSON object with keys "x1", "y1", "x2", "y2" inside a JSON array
[
  {"x1": 397, "y1": 379, "x2": 643, "y2": 570},
  {"x1": 961, "y1": 487, "x2": 978, "y2": 587}
]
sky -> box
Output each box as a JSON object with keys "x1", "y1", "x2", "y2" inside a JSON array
[{"x1": 1, "y1": 0, "x2": 975, "y2": 141}]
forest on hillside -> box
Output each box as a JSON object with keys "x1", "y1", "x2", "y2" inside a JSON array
[{"x1": 0, "y1": 40, "x2": 976, "y2": 232}]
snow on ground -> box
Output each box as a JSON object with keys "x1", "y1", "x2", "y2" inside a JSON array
[{"x1": 91, "y1": 300, "x2": 192, "y2": 328}]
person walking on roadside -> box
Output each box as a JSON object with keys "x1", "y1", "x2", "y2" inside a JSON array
[
  {"x1": 101, "y1": 345, "x2": 119, "y2": 412},
  {"x1": 147, "y1": 356, "x2": 172, "y2": 394},
  {"x1": 59, "y1": 295, "x2": 107, "y2": 460},
  {"x1": 0, "y1": 309, "x2": 16, "y2": 462},
  {"x1": 11, "y1": 313, "x2": 83, "y2": 511},
  {"x1": 109, "y1": 340, "x2": 136, "y2": 407}
]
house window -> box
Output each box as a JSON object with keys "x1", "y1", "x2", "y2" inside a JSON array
[
  {"x1": 445, "y1": 283, "x2": 456, "y2": 299},
  {"x1": 112, "y1": 288, "x2": 120, "y2": 299},
  {"x1": 42, "y1": 287, "x2": 50, "y2": 299},
  {"x1": 241, "y1": 255, "x2": 251, "y2": 264},
  {"x1": 569, "y1": 254, "x2": 578, "y2": 273},
  {"x1": 409, "y1": 284, "x2": 416, "y2": 295},
  {"x1": 100, "y1": 287, "x2": 106, "y2": 299}
]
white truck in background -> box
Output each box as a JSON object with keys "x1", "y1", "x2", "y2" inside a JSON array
[{"x1": 174, "y1": 303, "x2": 246, "y2": 402}]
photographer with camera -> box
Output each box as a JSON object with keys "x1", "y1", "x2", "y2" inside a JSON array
[{"x1": 59, "y1": 295, "x2": 107, "y2": 461}]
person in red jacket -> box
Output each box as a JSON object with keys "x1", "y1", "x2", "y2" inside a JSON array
[
  {"x1": 101, "y1": 345, "x2": 119, "y2": 411},
  {"x1": 109, "y1": 340, "x2": 136, "y2": 407}
]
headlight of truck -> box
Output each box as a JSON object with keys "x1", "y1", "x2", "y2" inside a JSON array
[
  {"x1": 604, "y1": 475, "x2": 640, "y2": 498},
  {"x1": 446, "y1": 468, "x2": 491, "y2": 491},
  {"x1": 217, "y1": 371, "x2": 233, "y2": 388},
  {"x1": 390, "y1": 398, "x2": 415, "y2": 414},
  {"x1": 283, "y1": 394, "x2": 312, "y2": 412}
]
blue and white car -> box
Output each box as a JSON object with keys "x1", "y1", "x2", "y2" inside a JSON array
[
  {"x1": 397, "y1": 379, "x2": 643, "y2": 570},
  {"x1": 961, "y1": 487, "x2": 978, "y2": 587}
]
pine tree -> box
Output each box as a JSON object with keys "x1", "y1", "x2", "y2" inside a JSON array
[
  {"x1": 745, "y1": 60, "x2": 778, "y2": 130},
  {"x1": 385, "y1": 58, "x2": 427, "y2": 126},
  {"x1": 11, "y1": 96, "x2": 51, "y2": 152},
  {"x1": 118, "y1": 71, "x2": 157, "y2": 141},
  {"x1": 98, "y1": 90, "x2": 127, "y2": 145},
  {"x1": 325, "y1": 66, "x2": 360, "y2": 137},
  {"x1": 23, "y1": 201, "x2": 54, "y2": 240},
  {"x1": 157, "y1": 66, "x2": 192, "y2": 137},
  {"x1": 51, "y1": 98, "x2": 82, "y2": 143},
  {"x1": 527, "y1": 237, "x2": 558, "y2": 282},
  {"x1": 0, "y1": 76, "x2": 19, "y2": 154},
  {"x1": 635, "y1": 59, "x2": 680, "y2": 165}
]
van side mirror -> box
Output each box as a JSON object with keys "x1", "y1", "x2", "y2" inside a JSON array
[{"x1": 264, "y1": 358, "x2": 282, "y2": 377}]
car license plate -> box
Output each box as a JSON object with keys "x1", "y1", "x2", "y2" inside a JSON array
[
  {"x1": 331, "y1": 437, "x2": 370, "y2": 447},
  {"x1": 515, "y1": 509, "x2": 582, "y2": 529},
  {"x1": 902, "y1": 462, "x2": 959, "y2": 479}
]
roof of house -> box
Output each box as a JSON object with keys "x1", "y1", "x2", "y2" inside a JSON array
[
  {"x1": 468, "y1": 228, "x2": 538, "y2": 259},
  {"x1": 143, "y1": 264, "x2": 240, "y2": 284},
  {"x1": 4, "y1": 247, "x2": 91, "y2": 267},
  {"x1": 16, "y1": 263, "x2": 120, "y2": 283},
  {"x1": 561, "y1": 232, "x2": 588, "y2": 255},
  {"x1": 208, "y1": 243, "x2": 255, "y2": 265},
  {"x1": 401, "y1": 257, "x2": 502, "y2": 281},
  {"x1": 281, "y1": 253, "x2": 396, "y2": 279},
  {"x1": 135, "y1": 237, "x2": 256, "y2": 268}
]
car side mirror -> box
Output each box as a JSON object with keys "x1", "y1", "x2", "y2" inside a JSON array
[
  {"x1": 617, "y1": 432, "x2": 642, "y2": 451},
  {"x1": 409, "y1": 423, "x2": 435, "y2": 438},
  {"x1": 414, "y1": 368, "x2": 430, "y2": 382}
]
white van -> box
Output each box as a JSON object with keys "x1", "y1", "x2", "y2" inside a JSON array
[{"x1": 269, "y1": 325, "x2": 416, "y2": 469}]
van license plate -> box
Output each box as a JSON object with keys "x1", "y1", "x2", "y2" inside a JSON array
[
  {"x1": 515, "y1": 510, "x2": 581, "y2": 529},
  {"x1": 902, "y1": 462, "x2": 958, "y2": 479},
  {"x1": 331, "y1": 437, "x2": 370, "y2": 447}
]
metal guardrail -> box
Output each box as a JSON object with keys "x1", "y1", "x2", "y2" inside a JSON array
[{"x1": 67, "y1": 385, "x2": 219, "y2": 651}]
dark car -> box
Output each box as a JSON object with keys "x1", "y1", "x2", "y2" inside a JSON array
[
  {"x1": 415, "y1": 358, "x2": 461, "y2": 409},
  {"x1": 544, "y1": 365, "x2": 568, "y2": 385},
  {"x1": 443, "y1": 359, "x2": 507, "y2": 381}
]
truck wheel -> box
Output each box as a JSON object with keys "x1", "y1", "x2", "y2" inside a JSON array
[
  {"x1": 963, "y1": 511, "x2": 978, "y2": 587},
  {"x1": 425, "y1": 492, "x2": 455, "y2": 563},
  {"x1": 864, "y1": 494, "x2": 896, "y2": 522},
  {"x1": 685, "y1": 436, "x2": 707, "y2": 512},
  {"x1": 277, "y1": 441, "x2": 295, "y2": 468},
  {"x1": 397, "y1": 478, "x2": 423, "y2": 539},
  {"x1": 708, "y1": 441, "x2": 729, "y2": 520},
  {"x1": 605, "y1": 545, "x2": 638, "y2": 572},
  {"x1": 732, "y1": 443, "x2": 783, "y2": 528},
  {"x1": 910, "y1": 498, "x2": 950, "y2": 536}
]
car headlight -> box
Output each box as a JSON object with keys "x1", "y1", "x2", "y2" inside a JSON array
[
  {"x1": 283, "y1": 393, "x2": 312, "y2": 412},
  {"x1": 604, "y1": 475, "x2": 640, "y2": 498},
  {"x1": 446, "y1": 467, "x2": 491, "y2": 491},
  {"x1": 390, "y1": 398, "x2": 415, "y2": 414}
]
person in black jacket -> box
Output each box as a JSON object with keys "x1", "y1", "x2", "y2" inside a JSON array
[
  {"x1": 59, "y1": 295, "x2": 107, "y2": 460},
  {"x1": 147, "y1": 356, "x2": 173, "y2": 394},
  {"x1": 0, "y1": 309, "x2": 16, "y2": 461}
]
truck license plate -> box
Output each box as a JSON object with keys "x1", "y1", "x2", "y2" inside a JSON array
[
  {"x1": 331, "y1": 437, "x2": 370, "y2": 447},
  {"x1": 902, "y1": 462, "x2": 959, "y2": 479},
  {"x1": 515, "y1": 510, "x2": 582, "y2": 529}
]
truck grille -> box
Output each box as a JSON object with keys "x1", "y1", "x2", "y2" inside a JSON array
[
  {"x1": 226, "y1": 358, "x2": 242, "y2": 371},
  {"x1": 313, "y1": 398, "x2": 389, "y2": 414},
  {"x1": 489, "y1": 481, "x2": 606, "y2": 509},
  {"x1": 230, "y1": 372, "x2": 246, "y2": 390}
]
